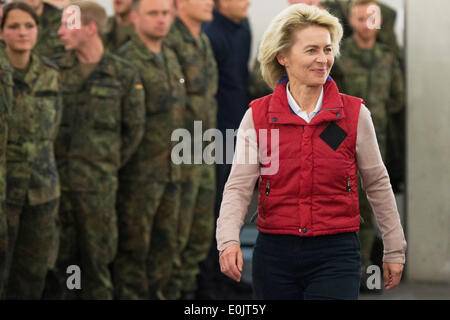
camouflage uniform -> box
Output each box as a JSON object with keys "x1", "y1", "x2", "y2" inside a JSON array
[
  {"x1": 248, "y1": 58, "x2": 272, "y2": 101},
  {"x1": 52, "y1": 51, "x2": 145, "y2": 299},
  {"x1": 34, "y1": 2, "x2": 65, "y2": 58},
  {"x1": 3, "y1": 53, "x2": 62, "y2": 299},
  {"x1": 332, "y1": 37, "x2": 405, "y2": 273},
  {"x1": 0, "y1": 47, "x2": 13, "y2": 299},
  {"x1": 103, "y1": 17, "x2": 135, "y2": 53},
  {"x1": 112, "y1": 34, "x2": 186, "y2": 300},
  {"x1": 163, "y1": 17, "x2": 218, "y2": 299}
]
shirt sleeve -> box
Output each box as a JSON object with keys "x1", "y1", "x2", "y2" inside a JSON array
[
  {"x1": 356, "y1": 104, "x2": 407, "y2": 264},
  {"x1": 216, "y1": 108, "x2": 260, "y2": 253}
]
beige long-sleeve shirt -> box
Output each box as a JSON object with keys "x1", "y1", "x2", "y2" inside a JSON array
[{"x1": 216, "y1": 105, "x2": 407, "y2": 264}]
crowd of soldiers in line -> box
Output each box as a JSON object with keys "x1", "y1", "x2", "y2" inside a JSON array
[{"x1": 0, "y1": 0, "x2": 405, "y2": 300}]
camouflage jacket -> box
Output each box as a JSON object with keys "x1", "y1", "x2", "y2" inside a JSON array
[
  {"x1": 117, "y1": 35, "x2": 186, "y2": 183},
  {"x1": 0, "y1": 48, "x2": 13, "y2": 208},
  {"x1": 332, "y1": 37, "x2": 405, "y2": 158},
  {"x1": 34, "y1": 2, "x2": 65, "y2": 58},
  {"x1": 103, "y1": 17, "x2": 135, "y2": 53},
  {"x1": 54, "y1": 51, "x2": 145, "y2": 193},
  {"x1": 6, "y1": 54, "x2": 62, "y2": 206},
  {"x1": 164, "y1": 17, "x2": 218, "y2": 132}
]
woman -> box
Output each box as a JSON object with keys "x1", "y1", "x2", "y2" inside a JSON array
[
  {"x1": 0, "y1": 37, "x2": 13, "y2": 299},
  {"x1": 217, "y1": 4, "x2": 406, "y2": 300},
  {"x1": 1, "y1": 2, "x2": 62, "y2": 299}
]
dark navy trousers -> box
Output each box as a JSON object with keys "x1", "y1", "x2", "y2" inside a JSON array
[{"x1": 252, "y1": 232, "x2": 361, "y2": 300}]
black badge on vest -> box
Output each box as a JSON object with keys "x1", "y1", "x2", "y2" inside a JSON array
[{"x1": 319, "y1": 121, "x2": 348, "y2": 151}]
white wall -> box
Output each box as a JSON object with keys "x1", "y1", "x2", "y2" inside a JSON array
[
  {"x1": 406, "y1": 0, "x2": 450, "y2": 284},
  {"x1": 96, "y1": 0, "x2": 114, "y2": 15}
]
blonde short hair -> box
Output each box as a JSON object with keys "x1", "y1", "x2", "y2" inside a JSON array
[
  {"x1": 259, "y1": 4, "x2": 343, "y2": 89},
  {"x1": 70, "y1": 1, "x2": 108, "y2": 35}
]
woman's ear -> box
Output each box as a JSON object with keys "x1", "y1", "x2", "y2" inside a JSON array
[{"x1": 276, "y1": 53, "x2": 287, "y2": 67}]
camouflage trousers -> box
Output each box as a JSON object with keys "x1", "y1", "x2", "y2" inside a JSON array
[
  {"x1": 164, "y1": 165, "x2": 216, "y2": 299},
  {"x1": 112, "y1": 180, "x2": 181, "y2": 300},
  {"x1": 358, "y1": 176, "x2": 376, "y2": 273},
  {"x1": 3, "y1": 198, "x2": 59, "y2": 299},
  {"x1": 51, "y1": 191, "x2": 118, "y2": 300},
  {"x1": 0, "y1": 200, "x2": 6, "y2": 298}
]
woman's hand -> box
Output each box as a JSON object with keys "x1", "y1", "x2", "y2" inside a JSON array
[
  {"x1": 383, "y1": 262, "x2": 404, "y2": 290},
  {"x1": 219, "y1": 244, "x2": 243, "y2": 282}
]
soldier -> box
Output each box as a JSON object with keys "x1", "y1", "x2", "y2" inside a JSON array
[
  {"x1": 0, "y1": 28, "x2": 13, "y2": 299},
  {"x1": 112, "y1": 0, "x2": 186, "y2": 300},
  {"x1": 50, "y1": 1, "x2": 145, "y2": 299},
  {"x1": 104, "y1": 0, "x2": 136, "y2": 52},
  {"x1": 332, "y1": 0, "x2": 405, "y2": 293},
  {"x1": 1, "y1": 2, "x2": 62, "y2": 299},
  {"x1": 13, "y1": 0, "x2": 65, "y2": 58},
  {"x1": 288, "y1": 0, "x2": 401, "y2": 57},
  {"x1": 163, "y1": 0, "x2": 218, "y2": 300}
]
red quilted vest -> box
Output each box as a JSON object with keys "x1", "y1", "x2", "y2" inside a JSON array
[{"x1": 251, "y1": 77, "x2": 363, "y2": 237}]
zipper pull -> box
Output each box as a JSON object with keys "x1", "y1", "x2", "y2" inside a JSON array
[
  {"x1": 347, "y1": 178, "x2": 352, "y2": 193},
  {"x1": 265, "y1": 181, "x2": 270, "y2": 195},
  {"x1": 250, "y1": 210, "x2": 258, "y2": 223}
]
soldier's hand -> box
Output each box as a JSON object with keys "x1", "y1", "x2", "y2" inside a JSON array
[
  {"x1": 383, "y1": 262, "x2": 404, "y2": 290},
  {"x1": 219, "y1": 244, "x2": 243, "y2": 282}
]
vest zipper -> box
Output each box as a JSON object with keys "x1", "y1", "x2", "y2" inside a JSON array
[
  {"x1": 347, "y1": 178, "x2": 352, "y2": 193},
  {"x1": 262, "y1": 181, "x2": 270, "y2": 217}
]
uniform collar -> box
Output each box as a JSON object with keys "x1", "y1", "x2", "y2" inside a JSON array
[
  {"x1": 130, "y1": 34, "x2": 167, "y2": 65},
  {"x1": 345, "y1": 37, "x2": 384, "y2": 61},
  {"x1": 57, "y1": 50, "x2": 116, "y2": 78},
  {"x1": 173, "y1": 17, "x2": 198, "y2": 44}
]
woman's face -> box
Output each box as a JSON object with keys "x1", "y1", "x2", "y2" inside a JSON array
[
  {"x1": 277, "y1": 25, "x2": 334, "y2": 87},
  {"x1": 2, "y1": 9, "x2": 38, "y2": 52}
]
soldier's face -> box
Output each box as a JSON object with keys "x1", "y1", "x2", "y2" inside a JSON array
[
  {"x1": 219, "y1": 0, "x2": 250, "y2": 22},
  {"x1": 288, "y1": 0, "x2": 320, "y2": 6},
  {"x1": 134, "y1": 0, "x2": 174, "y2": 40},
  {"x1": 180, "y1": 0, "x2": 214, "y2": 23},
  {"x1": 58, "y1": 9, "x2": 89, "y2": 51},
  {"x1": 1, "y1": 9, "x2": 38, "y2": 52},
  {"x1": 349, "y1": 4, "x2": 380, "y2": 41},
  {"x1": 277, "y1": 26, "x2": 334, "y2": 87},
  {"x1": 114, "y1": 0, "x2": 133, "y2": 16}
]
